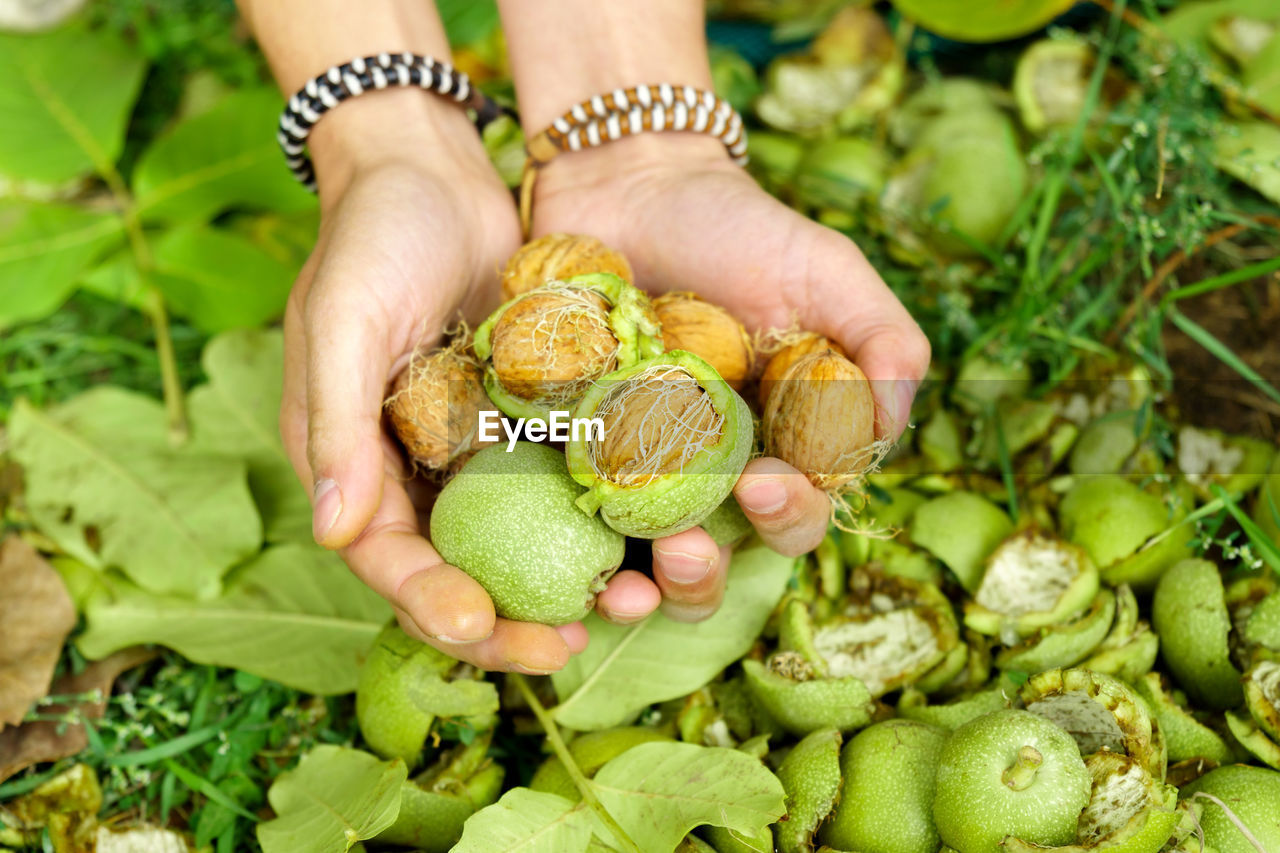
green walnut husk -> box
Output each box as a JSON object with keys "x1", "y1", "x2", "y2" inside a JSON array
[
  {"x1": 933, "y1": 709, "x2": 1092, "y2": 853},
  {"x1": 1059, "y1": 475, "x2": 1192, "y2": 589},
  {"x1": 785, "y1": 567, "x2": 960, "y2": 698},
  {"x1": 565, "y1": 350, "x2": 753, "y2": 538},
  {"x1": 1180, "y1": 765, "x2": 1280, "y2": 853},
  {"x1": 745, "y1": 130, "x2": 807, "y2": 192},
  {"x1": 1244, "y1": 660, "x2": 1280, "y2": 741},
  {"x1": 1021, "y1": 668, "x2": 1166, "y2": 784},
  {"x1": 911, "y1": 491, "x2": 1015, "y2": 593},
  {"x1": 740, "y1": 657, "x2": 875, "y2": 737},
  {"x1": 775, "y1": 727, "x2": 844, "y2": 853},
  {"x1": 793, "y1": 136, "x2": 890, "y2": 215},
  {"x1": 473, "y1": 272, "x2": 663, "y2": 420},
  {"x1": 965, "y1": 533, "x2": 1100, "y2": 642},
  {"x1": 1177, "y1": 426, "x2": 1277, "y2": 498},
  {"x1": 1255, "y1": 452, "x2": 1280, "y2": 541},
  {"x1": 971, "y1": 397, "x2": 1060, "y2": 469},
  {"x1": 755, "y1": 7, "x2": 900, "y2": 136},
  {"x1": 430, "y1": 442, "x2": 626, "y2": 625},
  {"x1": 953, "y1": 355, "x2": 1034, "y2": 415},
  {"x1": 1152, "y1": 559, "x2": 1244, "y2": 710},
  {"x1": 1067, "y1": 413, "x2": 1142, "y2": 477},
  {"x1": 1243, "y1": 587, "x2": 1280, "y2": 655},
  {"x1": 892, "y1": 0, "x2": 1075, "y2": 43},
  {"x1": 529, "y1": 726, "x2": 674, "y2": 801},
  {"x1": 898, "y1": 673, "x2": 1021, "y2": 732},
  {"x1": 355, "y1": 624, "x2": 498, "y2": 767},
  {"x1": 1225, "y1": 711, "x2": 1280, "y2": 769},
  {"x1": 883, "y1": 110, "x2": 1029, "y2": 259},
  {"x1": 1078, "y1": 584, "x2": 1160, "y2": 683},
  {"x1": 374, "y1": 734, "x2": 504, "y2": 852},
  {"x1": 1130, "y1": 673, "x2": 1234, "y2": 766},
  {"x1": 1014, "y1": 38, "x2": 1095, "y2": 134},
  {"x1": 995, "y1": 588, "x2": 1116, "y2": 673},
  {"x1": 820, "y1": 719, "x2": 946, "y2": 853},
  {"x1": 701, "y1": 495, "x2": 754, "y2": 547},
  {"x1": 888, "y1": 77, "x2": 1006, "y2": 149},
  {"x1": 1002, "y1": 751, "x2": 1181, "y2": 853},
  {"x1": 1209, "y1": 14, "x2": 1279, "y2": 67}
]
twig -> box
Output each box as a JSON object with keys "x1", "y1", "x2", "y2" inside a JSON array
[
  {"x1": 1107, "y1": 215, "x2": 1280, "y2": 345},
  {"x1": 509, "y1": 674, "x2": 643, "y2": 853}
]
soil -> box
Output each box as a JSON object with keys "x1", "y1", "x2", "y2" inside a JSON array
[{"x1": 1162, "y1": 273, "x2": 1280, "y2": 441}]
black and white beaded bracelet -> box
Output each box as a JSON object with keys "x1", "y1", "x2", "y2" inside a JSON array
[
  {"x1": 525, "y1": 84, "x2": 748, "y2": 168},
  {"x1": 277, "y1": 52, "x2": 504, "y2": 191},
  {"x1": 519, "y1": 83, "x2": 749, "y2": 234}
]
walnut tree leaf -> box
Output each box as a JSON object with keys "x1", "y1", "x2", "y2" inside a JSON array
[
  {"x1": 8, "y1": 391, "x2": 262, "y2": 599},
  {"x1": 257, "y1": 746, "x2": 406, "y2": 853},
  {"x1": 452, "y1": 788, "x2": 595, "y2": 853},
  {"x1": 590, "y1": 742, "x2": 786, "y2": 853},
  {"x1": 551, "y1": 542, "x2": 795, "y2": 730}
]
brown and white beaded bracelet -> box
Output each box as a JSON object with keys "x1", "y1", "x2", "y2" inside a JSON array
[
  {"x1": 519, "y1": 84, "x2": 749, "y2": 234},
  {"x1": 277, "y1": 52, "x2": 506, "y2": 191}
]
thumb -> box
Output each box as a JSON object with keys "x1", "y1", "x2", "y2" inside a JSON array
[{"x1": 305, "y1": 291, "x2": 391, "y2": 549}]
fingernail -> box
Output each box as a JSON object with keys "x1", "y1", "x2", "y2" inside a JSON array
[
  {"x1": 431, "y1": 633, "x2": 488, "y2": 645},
  {"x1": 656, "y1": 549, "x2": 714, "y2": 584},
  {"x1": 606, "y1": 610, "x2": 651, "y2": 624},
  {"x1": 513, "y1": 664, "x2": 555, "y2": 676},
  {"x1": 738, "y1": 478, "x2": 787, "y2": 514},
  {"x1": 893, "y1": 380, "x2": 920, "y2": 432},
  {"x1": 312, "y1": 478, "x2": 342, "y2": 542}
]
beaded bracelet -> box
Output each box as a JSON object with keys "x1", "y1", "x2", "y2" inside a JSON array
[
  {"x1": 277, "y1": 52, "x2": 505, "y2": 191},
  {"x1": 519, "y1": 84, "x2": 749, "y2": 235}
]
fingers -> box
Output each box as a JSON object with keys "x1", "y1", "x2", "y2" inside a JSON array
[
  {"x1": 734, "y1": 457, "x2": 831, "y2": 557},
  {"x1": 803, "y1": 230, "x2": 931, "y2": 442},
  {"x1": 595, "y1": 570, "x2": 662, "y2": 625},
  {"x1": 342, "y1": 476, "x2": 495, "y2": 642},
  {"x1": 400, "y1": 611, "x2": 573, "y2": 674},
  {"x1": 652, "y1": 528, "x2": 730, "y2": 623},
  {"x1": 302, "y1": 282, "x2": 393, "y2": 548}
]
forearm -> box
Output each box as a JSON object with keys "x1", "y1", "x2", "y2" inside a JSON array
[
  {"x1": 497, "y1": 0, "x2": 727, "y2": 181},
  {"x1": 236, "y1": 0, "x2": 488, "y2": 200}
]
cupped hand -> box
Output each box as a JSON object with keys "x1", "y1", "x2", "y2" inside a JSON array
[
  {"x1": 531, "y1": 133, "x2": 932, "y2": 625},
  {"x1": 279, "y1": 101, "x2": 593, "y2": 674}
]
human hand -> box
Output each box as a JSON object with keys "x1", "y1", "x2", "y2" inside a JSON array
[
  {"x1": 530, "y1": 133, "x2": 931, "y2": 625},
  {"x1": 279, "y1": 91, "x2": 589, "y2": 673}
]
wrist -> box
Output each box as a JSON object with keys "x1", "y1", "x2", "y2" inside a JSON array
[
  {"x1": 308, "y1": 87, "x2": 497, "y2": 206},
  {"x1": 534, "y1": 129, "x2": 737, "y2": 202}
]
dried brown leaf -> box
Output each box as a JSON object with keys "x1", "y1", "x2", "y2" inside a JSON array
[
  {"x1": 0, "y1": 646, "x2": 155, "y2": 783},
  {"x1": 0, "y1": 537, "x2": 76, "y2": 727}
]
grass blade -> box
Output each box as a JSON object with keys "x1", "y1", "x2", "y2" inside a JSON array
[{"x1": 1166, "y1": 308, "x2": 1280, "y2": 408}]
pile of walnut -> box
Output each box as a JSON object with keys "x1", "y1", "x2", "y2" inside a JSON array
[{"x1": 385, "y1": 232, "x2": 881, "y2": 500}]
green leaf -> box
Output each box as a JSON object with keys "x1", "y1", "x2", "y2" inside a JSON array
[
  {"x1": 0, "y1": 25, "x2": 146, "y2": 183},
  {"x1": 437, "y1": 0, "x2": 500, "y2": 47},
  {"x1": 0, "y1": 200, "x2": 124, "y2": 327},
  {"x1": 133, "y1": 88, "x2": 316, "y2": 223},
  {"x1": 151, "y1": 225, "x2": 297, "y2": 333},
  {"x1": 591, "y1": 742, "x2": 786, "y2": 853},
  {"x1": 77, "y1": 248, "x2": 149, "y2": 311},
  {"x1": 77, "y1": 543, "x2": 391, "y2": 694},
  {"x1": 551, "y1": 543, "x2": 794, "y2": 731},
  {"x1": 1214, "y1": 121, "x2": 1280, "y2": 204},
  {"x1": 187, "y1": 329, "x2": 312, "y2": 543},
  {"x1": 8, "y1": 391, "x2": 262, "y2": 598},
  {"x1": 453, "y1": 788, "x2": 595, "y2": 853},
  {"x1": 889, "y1": 0, "x2": 1074, "y2": 42},
  {"x1": 257, "y1": 746, "x2": 407, "y2": 853}
]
